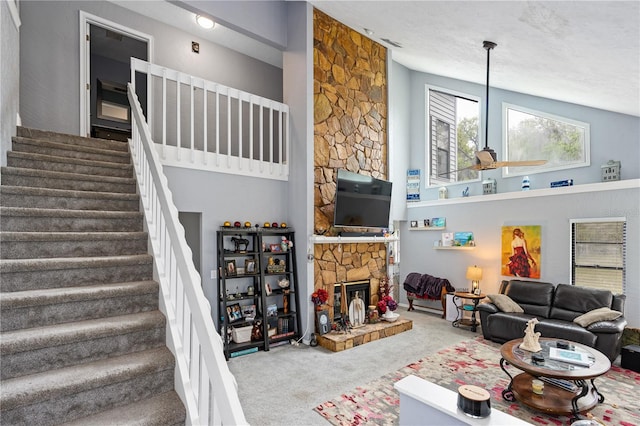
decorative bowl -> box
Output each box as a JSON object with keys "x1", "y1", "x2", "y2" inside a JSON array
[{"x1": 383, "y1": 311, "x2": 399, "y2": 322}]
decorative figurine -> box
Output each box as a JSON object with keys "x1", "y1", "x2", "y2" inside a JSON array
[
  {"x1": 520, "y1": 318, "x2": 542, "y2": 352},
  {"x1": 231, "y1": 236, "x2": 249, "y2": 253}
]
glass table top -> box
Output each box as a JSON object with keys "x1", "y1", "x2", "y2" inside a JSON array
[{"x1": 511, "y1": 340, "x2": 597, "y2": 372}]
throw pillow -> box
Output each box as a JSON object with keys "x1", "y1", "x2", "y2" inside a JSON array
[
  {"x1": 487, "y1": 294, "x2": 524, "y2": 313},
  {"x1": 573, "y1": 307, "x2": 622, "y2": 327}
]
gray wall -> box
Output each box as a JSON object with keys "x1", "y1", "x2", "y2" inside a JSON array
[
  {"x1": 19, "y1": 0, "x2": 283, "y2": 135},
  {"x1": 408, "y1": 71, "x2": 640, "y2": 201},
  {"x1": 1, "y1": 0, "x2": 20, "y2": 169},
  {"x1": 396, "y1": 69, "x2": 640, "y2": 327},
  {"x1": 400, "y1": 186, "x2": 640, "y2": 328},
  {"x1": 178, "y1": 0, "x2": 288, "y2": 49},
  {"x1": 164, "y1": 167, "x2": 289, "y2": 321},
  {"x1": 282, "y1": 1, "x2": 314, "y2": 342},
  {"x1": 388, "y1": 59, "x2": 411, "y2": 225}
]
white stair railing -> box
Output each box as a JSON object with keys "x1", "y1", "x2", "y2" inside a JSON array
[
  {"x1": 127, "y1": 83, "x2": 247, "y2": 426},
  {"x1": 130, "y1": 58, "x2": 289, "y2": 181}
]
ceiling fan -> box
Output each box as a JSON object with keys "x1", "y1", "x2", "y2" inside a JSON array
[
  {"x1": 440, "y1": 41, "x2": 546, "y2": 176},
  {"x1": 474, "y1": 40, "x2": 546, "y2": 171}
]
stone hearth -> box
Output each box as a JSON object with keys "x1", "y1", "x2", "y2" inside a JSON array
[{"x1": 317, "y1": 318, "x2": 412, "y2": 352}]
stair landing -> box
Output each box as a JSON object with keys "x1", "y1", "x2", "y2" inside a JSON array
[{"x1": 317, "y1": 318, "x2": 412, "y2": 352}]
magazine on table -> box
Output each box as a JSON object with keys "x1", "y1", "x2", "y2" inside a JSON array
[{"x1": 549, "y1": 347, "x2": 593, "y2": 366}]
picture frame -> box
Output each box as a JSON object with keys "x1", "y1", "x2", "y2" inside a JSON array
[
  {"x1": 226, "y1": 303, "x2": 243, "y2": 323},
  {"x1": 267, "y1": 304, "x2": 278, "y2": 317},
  {"x1": 225, "y1": 259, "x2": 237, "y2": 277},
  {"x1": 410, "y1": 220, "x2": 418, "y2": 228},
  {"x1": 269, "y1": 244, "x2": 282, "y2": 252},
  {"x1": 242, "y1": 304, "x2": 256, "y2": 320},
  {"x1": 245, "y1": 259, "x2": 256, "y2": 274},
  {"x1": 474, "y1": 288, "x2": 482, "y2": 296}
]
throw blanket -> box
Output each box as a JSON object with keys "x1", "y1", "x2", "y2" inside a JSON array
[{"x1": 404, "y1": 272, "x2": 455, "y2": 299}]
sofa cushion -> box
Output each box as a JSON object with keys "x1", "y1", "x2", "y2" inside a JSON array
[
  {"x1": 535, "y1": 319, "x2": 597, "y2": 347},
  {"x1": 487, "y1": 294, "x2": 524, "y2": 313},
  {"x1": 485, "y1": 312, "x2": 536, "y2": 342},
  {"x1": 573, "y1": 307, "x2": 622, "y2": 327},
  {"x1": 502, "y1": 280, "x2": 554, "y2": 318},
  {"x1": 549, "y1": 284, "x2": 614, "y2": 321}
]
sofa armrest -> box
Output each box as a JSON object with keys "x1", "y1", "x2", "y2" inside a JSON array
[
  {"x1": 586, "y1": 316, "x2": 627, "y2": 334},
  {"x1": 477, "y1": 302, "x2": 499, "y2": 315}
]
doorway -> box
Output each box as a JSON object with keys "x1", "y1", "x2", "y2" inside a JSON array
[{"x1": 79, "y1": 12, "x2": 152, "y2": 139}]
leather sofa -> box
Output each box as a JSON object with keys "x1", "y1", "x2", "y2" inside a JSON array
[{"x1": 477, "y1": 280, "x2": 627, "y2": 361}]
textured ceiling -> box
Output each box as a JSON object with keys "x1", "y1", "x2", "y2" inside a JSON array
[
  {"x1": 309, "y1": 1, "x2": 640, "y2": 117},
  {"x1": 113, "y1": 1, "x2": 639, "y2": 117}
]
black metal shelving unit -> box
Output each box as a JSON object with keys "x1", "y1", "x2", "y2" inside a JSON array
[{"x1": 217, "y1": 227, "x2": 301, "y2": 359}]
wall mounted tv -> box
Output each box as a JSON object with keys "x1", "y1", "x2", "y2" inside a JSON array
[{"x1": 333, "y1": 169, "x2": 393, "y2": 230}]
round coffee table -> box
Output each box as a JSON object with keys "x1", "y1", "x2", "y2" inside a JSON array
[{"x1": 500, "y1": 338, "x2": 610, "y2": 420}]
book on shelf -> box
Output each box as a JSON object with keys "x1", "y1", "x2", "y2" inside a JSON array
[{"x1": 549, "y1": 347, "x2": 593, "y2": 366}]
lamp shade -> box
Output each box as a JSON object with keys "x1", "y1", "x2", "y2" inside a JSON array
[{"x1": 466, "y1": 266, "x2": 483, "y2": 281}]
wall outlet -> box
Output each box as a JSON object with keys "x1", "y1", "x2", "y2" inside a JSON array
[{"x1": 211, "y1": 270, "x2": 217, "y2": 279}]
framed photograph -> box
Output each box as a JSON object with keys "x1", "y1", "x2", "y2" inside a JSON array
[
  {"x1": 226, "y1": 303, "x2": 243, "y2": 323},
  {"x1": 245, "y1": 259, "x2": 256, "y2": 274},
  {"x1": 267, "y1": 304, "x2": 278, "y2": 317},
  {"x1": 225, "y1": 259, "x2": 237, "y2": 277},
  {"x1": 410, "y1": 220, "x2": 418, "y2": 228},
  {"x1": 242, "y1": 304, "x2": 256, "y2": 320},
  {"x1": 431, "y1": 217, "x2": 446, "y2": 228},
  {"x1": 424, "y1": 219, "x2": 430, "y2": 227},
  {"x1": 474, "y1": 288, "x2": 481, "y2": 296},
  {"x1": 269, "y1": 244, "x2": 282, "y2": 252}
]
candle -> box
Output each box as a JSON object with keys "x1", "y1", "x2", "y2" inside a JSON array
[{"x1": 532, "y1": 379, "x2": 544, "y2": 395}]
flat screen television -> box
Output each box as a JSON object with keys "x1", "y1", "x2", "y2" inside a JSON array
[{"x1": 333, "y1": 169, "x2": 392, "y2": 230}]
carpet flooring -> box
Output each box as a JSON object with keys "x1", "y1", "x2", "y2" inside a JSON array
[{"x1": 314, "y1": 338, "x2": 640, "y2": 425}]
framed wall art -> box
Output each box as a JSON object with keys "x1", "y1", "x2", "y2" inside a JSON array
[{"x1": 501, "y1": 225, "x2": 541, "y2": 279}]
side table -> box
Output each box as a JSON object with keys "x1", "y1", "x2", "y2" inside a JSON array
[{"x1": 452, "y1": 291, "x2": 485, "y2": 332}]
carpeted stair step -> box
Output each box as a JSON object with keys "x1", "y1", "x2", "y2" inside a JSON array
[
  {"x1": 1, "y1": 310, "x2": 166, "y2": 379},
  {"x1": 7, "y1": 151, "x2": 134, "y2": 178},
  {"x1": 0, "y1": 280, "x2": 159, "y2": 332},
  {"x1": 0, "y1": 186, "x2": 140, "y2": 211},
  {"x1": 1, "y1": 166, "x2": 137, "y2": 194},
  {"x1": 1, "y1": 207, "x2": 143, "y2": 232},
  {"x1": 60, "y1": 391, "x2": 186, "y2": 426},
  {"x1": 0, "y1": 254, "x2": 153, "y2": 292},
  {"x1": 1, "y1": 231, "x2": 148, "y2": 259},
  {"x1": 12, "y1": 136, "x2": 131, "y2": 164},
  {"x1": 0, "y1": 347, "x2": 176, "y2": 426},
  {"x1": 17, "y1": 126, "x2": 129, "y2": 153}
]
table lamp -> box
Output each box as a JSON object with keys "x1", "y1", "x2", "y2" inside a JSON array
[{"x1": 466, "y1": 265, "x2": 483, "y2": 294}]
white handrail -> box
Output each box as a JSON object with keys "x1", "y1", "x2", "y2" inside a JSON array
[
  {"x1": 127, "y1": 83, "x2": 248, "y2": 426},
  {"x1": 130, "y1": 58, "x2": 289, "y2": 181}
]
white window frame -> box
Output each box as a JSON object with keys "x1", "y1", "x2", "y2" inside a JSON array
[
  {"x1": 425, "y1": 85, "x2": 481, "y2": 187},
  {"x1": 502, "y1": 103, "x2": 590, "y2": 178},
  {"x1": 569, "y1": 217, "x2": 626, "y2": 294}
]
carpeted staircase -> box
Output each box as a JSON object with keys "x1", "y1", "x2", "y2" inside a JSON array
[{"x1": 0, "y1": 127, "x2": 186, "y2": 425}]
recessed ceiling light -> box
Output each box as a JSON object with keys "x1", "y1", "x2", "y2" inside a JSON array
[{"x1": 196, "y1": 15, "x2": 215, "y2": 30}]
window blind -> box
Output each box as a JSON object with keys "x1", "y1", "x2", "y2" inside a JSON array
[{"x1": 571, "y1": 220, "x2": 626, "y2": 293}]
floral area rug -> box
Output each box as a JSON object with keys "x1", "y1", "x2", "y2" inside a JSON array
[{"x1": 314, "y1": 338, "x2": 640, "y2": 425}]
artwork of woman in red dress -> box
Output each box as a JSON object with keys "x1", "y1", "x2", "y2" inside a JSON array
[{"x1": 507, "y1": 228, "x2": 536, "y2": 277}]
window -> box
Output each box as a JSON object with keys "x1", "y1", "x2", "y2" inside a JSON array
[
  {"x1": 503, "y1": 103, "x2": 590, "y2": 177},
  {"x1": 570, "y1": 218, "x2": 626, "y2": 294},
  {"x1": 426, "y1": 87, "x2": 480, "y2": 185}
]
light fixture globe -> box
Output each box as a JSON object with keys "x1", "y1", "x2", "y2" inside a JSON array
[{"x1": 196, "y1": 15, "x2": 215, "y2": 30}]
